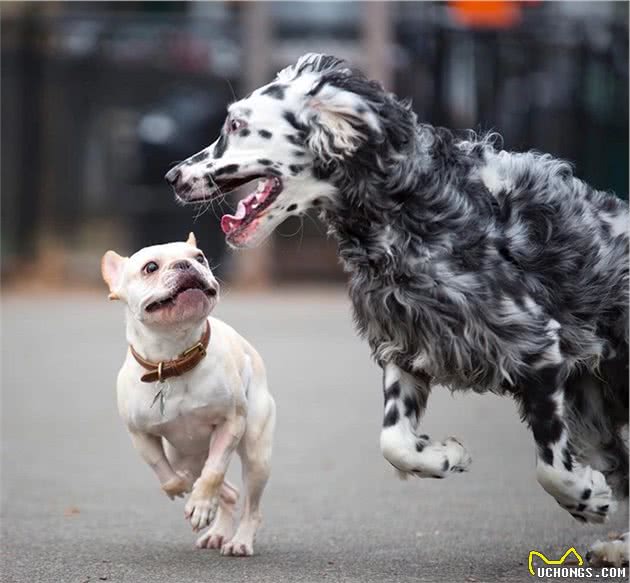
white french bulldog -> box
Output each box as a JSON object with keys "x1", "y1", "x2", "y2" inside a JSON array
[{"x1": 101, "y1": 233, "x2": 275, "y2": 557}]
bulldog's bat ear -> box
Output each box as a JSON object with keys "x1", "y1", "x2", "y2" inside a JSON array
[
  {"x1": 101, "y1": 250, "x2": 126, "y2": 300},
  {"x1": 186, "y1": 232, "x2": 197, "y2": 247}
]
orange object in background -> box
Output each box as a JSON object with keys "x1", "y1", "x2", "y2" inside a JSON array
[{"x1": 448, "y1": 1, "x2": 524, "y2": 29}]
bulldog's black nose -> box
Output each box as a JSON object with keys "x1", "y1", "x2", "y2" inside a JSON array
[
  {"x1": 165, "y1": 167, "x2": 182, "y2": 186},
  {"x1": 172, "y1": 260, "x2": 192, "y2": 271}
]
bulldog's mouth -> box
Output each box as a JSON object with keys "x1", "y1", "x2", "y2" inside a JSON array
[
  {"x1": 146, "y1": 276, "x2": 217, "y2": 312},
  {"x1": 220, "y1": 176, "x2": 283, "y2": 238}
]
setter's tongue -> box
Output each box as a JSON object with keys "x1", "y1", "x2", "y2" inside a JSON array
[
  {"x1": 221, "y1": 193, "x2": 258, "y2": 234},
  {"x1": 221, "y1": 178, "x2": 277, "y2": 235}
]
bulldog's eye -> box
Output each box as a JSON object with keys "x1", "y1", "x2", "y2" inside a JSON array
[
  {"x1": 195, "y1": 254, "x2": 206, "y2": 264},
  {"x1": 226, "y1": 118, "x2": 246, "y2": 134},
  {"x1": 143, "y1": 261, "x2": 159, "y2": 275}
]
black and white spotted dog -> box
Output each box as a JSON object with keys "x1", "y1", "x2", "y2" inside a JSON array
[{"x1": 166, "y1": 54, "x2": 629, "y2": 564}]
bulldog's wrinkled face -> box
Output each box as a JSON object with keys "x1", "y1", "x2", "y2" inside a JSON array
[{"x1": 101, "y1": 233, "x2": 219, "y2": 327}]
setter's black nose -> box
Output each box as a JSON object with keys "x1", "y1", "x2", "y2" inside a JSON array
[{"x1": 165, "y1": 167, "x2": 182, "y2": 186}]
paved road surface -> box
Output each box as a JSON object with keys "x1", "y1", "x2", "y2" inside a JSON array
[{"x1": 2, "y1": 292, "x2": 627, "y2": 583}]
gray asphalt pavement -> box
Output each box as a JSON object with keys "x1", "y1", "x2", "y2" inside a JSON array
[{"x1": 2, "y1": 291, "x2": 627, "y2": 583}]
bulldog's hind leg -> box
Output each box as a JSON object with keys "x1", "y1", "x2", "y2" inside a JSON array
[
  {"x1": 379, "y1": 363, "x2": 471, "y2": 479},
  {"x1": 222, "y1": 387, "x2": 275, "y2": 557},
  {"x1": 163, "y1": 441, "x2": 205, "y2": 491}
]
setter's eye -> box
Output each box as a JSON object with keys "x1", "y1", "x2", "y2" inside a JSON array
[
  {"x1": 143, "y1": 261, "x2": 159, "y2": 275},
  {"x1": 226, "y1": 118, "x2": 246, "y2": 134}
]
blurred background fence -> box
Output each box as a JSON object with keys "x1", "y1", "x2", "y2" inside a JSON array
[{"x1": 2, "y1": 1, "x2": 628, "y2": 288}]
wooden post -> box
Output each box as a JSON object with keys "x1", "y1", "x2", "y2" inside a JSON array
[
  {"x1": 232, "y1": 1, "x2": 273, "y2": 289},
  {"x1": 361, "y1": 1, "x2": 393, "y2": 90}
]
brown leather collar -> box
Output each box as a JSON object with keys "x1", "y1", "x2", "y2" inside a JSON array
[{"x1": 130, "y1": 321, "x2": 211, "y2": 383}]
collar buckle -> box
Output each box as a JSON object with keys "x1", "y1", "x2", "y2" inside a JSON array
[
  {"x1": 182, "y1": 342, "x2": 206, "y2": 358},
  {"x1": 130, "y1": 321, "x2": 211, "y2": 383}
]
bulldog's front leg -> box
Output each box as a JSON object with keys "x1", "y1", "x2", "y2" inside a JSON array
[
  {"x1": 129, "y1": 430, "x2": 191, "y2": 499},
  {"x1": 185, "y1": 414, "x2": 246, "y2": 531}
]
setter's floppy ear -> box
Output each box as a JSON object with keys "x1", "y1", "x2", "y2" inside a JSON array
[
  {"x1": 186, "y1": 232, "x2": 197, "y2": 247},
  {"x1": 101, "y1": 251, "x2": 126, "y2": 300},
  {"x1": 304, "y1": 82, "x2": 382, "y2": 163}
]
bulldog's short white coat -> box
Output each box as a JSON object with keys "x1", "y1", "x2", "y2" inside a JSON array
[{"x1": 102, "y1": 233, "x2": 275, "y2": 557}]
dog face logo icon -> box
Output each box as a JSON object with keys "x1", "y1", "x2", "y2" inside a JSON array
[{"x1": 528, "y1": 547, "x2": 584, "y2": 576}]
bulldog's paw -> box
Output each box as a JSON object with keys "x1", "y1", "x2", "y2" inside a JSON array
[
  {"x1": 185, "y1": 492, "x2": 219, "y2": 531},
  {"x1": 197, "y1": 529, "x2": 230, "y2": 550},
  {"x1": 195, "y1": 506, "x2": 235, "y2": 550},
  {"x1": 162, "y1": 472, "x2": 192, "y2": 500},
  {"x1": 221, "y1": 537, "x2": 254, "y2": 557}
]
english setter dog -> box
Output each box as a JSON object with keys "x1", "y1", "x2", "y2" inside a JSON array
[{"x1": 166, "y1": 54, "x2": 629, "y2": 564}]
